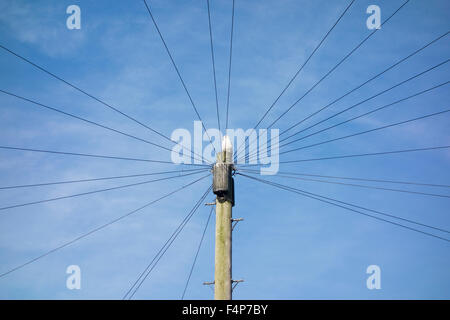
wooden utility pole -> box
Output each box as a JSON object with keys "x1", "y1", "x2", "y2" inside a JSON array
[{"x1": 213, "y1": 136, "x2": 234, "y2": 300}]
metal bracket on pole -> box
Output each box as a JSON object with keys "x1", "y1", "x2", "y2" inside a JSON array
[
  {"x1": 231, "y1": 218, "x2": 244, "y2": 231},
  {"x1": 231, "y1": 279, "x2": 244, "y2": 292},
  {"x1": 205, "y1": 202, "x2": 216, "y2": 206},
  {"x1": 203, "y1": 281, "x2": 215, "y2": 293}
]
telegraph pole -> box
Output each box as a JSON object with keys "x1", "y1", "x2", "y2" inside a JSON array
[{"x1": 212, "y1": 136, "x2": 234, "y2": 300}]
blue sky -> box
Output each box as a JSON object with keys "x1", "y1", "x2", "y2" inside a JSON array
[{"x1": 0, "y1": 0, "x2": 449, "y2": 299}]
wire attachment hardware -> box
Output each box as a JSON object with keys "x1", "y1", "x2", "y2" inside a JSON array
[
  {"x1": 231, "y1": 279, "x2": 244, "y2": 291},
  {"x1": 231, "y1": 218, "x2": 244, "y2": 231}
]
